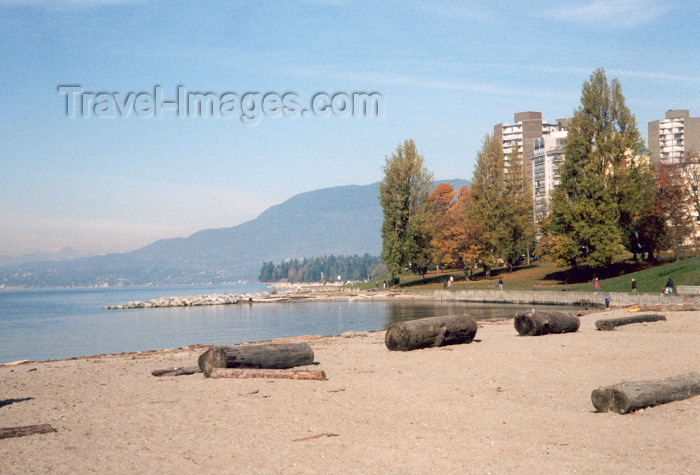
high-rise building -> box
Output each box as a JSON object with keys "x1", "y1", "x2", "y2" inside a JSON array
[
  {"x1": 494, "y1": 112, "x2": 569, "y2": 181},
  {"x1": 648, "y1": 110, "x2": 700, "y2": 164},
  {"x1": 494, "y1": 112, "x2": 569, "y2": 230},
  {"x1": 531, "y1": 130, "x2": 567, "y2": 226}
]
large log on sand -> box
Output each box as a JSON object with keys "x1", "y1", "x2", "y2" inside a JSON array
[
  {"x1": 198, "y1": 342, "x2": 314, "y2": 377},
  {"x1": 514, "y1": 311, "x2": 579, "y2": 336},
  {"x1": 591, "y1": 372, "x2": 700, "y2": 414},
  {"x1": 385, "y1": 315, "x2": 477, "y2": 351},
  {"x1": 595, "y1": 314, "x2": 666, "y2": 331}
]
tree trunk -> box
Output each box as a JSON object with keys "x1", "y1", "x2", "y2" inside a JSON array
[
  {"x1": 209, "y1": 367, "x2": 326, "y2": 380},
  {"x1": 514, "y1": 311, "x2": 580, "y2": 336},
  {"x1": 151, "y1": 365, "x2": 202, "y2": 377},
  {"x1": 0, "y1": 424, "x2": 55, "y2": 440},
  {"x1": 595, "y1": 314, "x2": 666, "y2": 331},
  {"x1": 385, "y1": 315, "x2": 477, "y2": 351},
  {"x1": 198, "y1": 342, "x2": 314, "y2": 377},
  {"x1": 591, "y1": 372, "x2": 700, "y2": 414}
]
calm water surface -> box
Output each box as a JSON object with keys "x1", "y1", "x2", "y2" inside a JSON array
[{"x1": 0, "y1": 284, "x2": 580, "y2": 363}]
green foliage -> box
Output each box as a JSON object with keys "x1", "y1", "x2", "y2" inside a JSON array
[
  {"x1": 468, "y1": 134, "x2": 534, "y2": 271},
  {"x1": 501, "y1": 146, "x2": 536, "y2": 269},
  {"x1": 379, "y1": 139, "x2": 434, "y2": 283},
  {"x1": 549, "y1": 68, "x2": 645, "y2": 269},
  {"x1": 468, "y1": 134, "x2": 507, "y2": 268},
  {"x1": 258, "y1": 254, "x2": 381, "y2": 283}
]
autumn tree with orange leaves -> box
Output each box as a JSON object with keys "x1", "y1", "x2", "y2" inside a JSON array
[{"x1": 427, "y1": 185, "x2": 487, "y2": 279}]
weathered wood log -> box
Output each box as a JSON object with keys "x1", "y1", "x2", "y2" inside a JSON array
[
  {"x1": 514, "y1": 311, "x2": 579, "y2": 336},
  {"x1": 385, "y1": 315, "x2": 477, "y2": 351},
  {"x1": 595, "y1": 313, "x2": 666, "y2": 331},
  {"x1": 0, "y1": 423, "x2": 55, "y2": 440},
  {"x1": 198, "y1": 342, "x2": 314, "y2": 377},
  {"x1": 210, "y1": 367, "x2": 327, "y2": 380},
  {"x1": 151, "y1": 365, "x2": 202, "y2": 377},
  {"x1": 591, "y1": 372, "x2": 700, "y2": 414}
]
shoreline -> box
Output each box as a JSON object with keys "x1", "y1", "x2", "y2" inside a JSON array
[
  {"x1": 102, "y1": 283, "x2": 700, "y2": 310},
  {"x1": 2, "y1": 308, "x2": 698, "y2": 473}
]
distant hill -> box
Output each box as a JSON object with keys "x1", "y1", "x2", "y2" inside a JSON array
[
  {"x1": 0, "y1": 179, "x2": 468, "y2": 287},
  {"x1": 0, "y1": 247, "x2": 93, "y2": 266}
]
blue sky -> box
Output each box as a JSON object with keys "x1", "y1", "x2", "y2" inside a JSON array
[{"x1": 1, "y1": 0, "x2": 698, "y2": 257}]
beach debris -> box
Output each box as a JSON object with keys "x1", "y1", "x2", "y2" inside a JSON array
[
  {"x1": 198, "y1": 342, "x2": 315, "y2": 378},
  {"x1": 210, "y1": 367, "x2": 327, "y2": 380},
  {"x1": 292, "y1": 432, "x2": 339, "y2": 442},
  {"x1": 594, "y1": 314, "x2": 666, "y2": 331},
  {"x1": 514, "y1": 311, "x2": 579, "y2": 336},
  {"x1": 0, "y1": 423, "x2": 55, "y2": 440},
  {"x1": 591, "y1": 372, "x2": 700, "y2": 414},
  {"x1": 0, "y1": 360, "x2": 32, "y2": 367},
  {"x1": 624, "y1": 304, "x2": 641, "y2": 312},
  {"x1": 151, "y1": 365, "x2": 202, "y2": 377},
  {"x1": 385, "y1": 315, "x2": 477, "y2": 351}
]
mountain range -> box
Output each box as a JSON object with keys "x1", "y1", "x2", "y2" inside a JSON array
[{"x1": 0, "y1": 179, "x2": 468, "y2": 287}]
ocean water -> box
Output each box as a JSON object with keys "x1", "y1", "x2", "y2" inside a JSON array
[{"x1": 0, "y1": 284, "x2": 578, "y2": 363}]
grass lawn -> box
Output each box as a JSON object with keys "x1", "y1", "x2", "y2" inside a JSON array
[{"x1": 363, "y1": 256, "x2": 700, "y2": 294}]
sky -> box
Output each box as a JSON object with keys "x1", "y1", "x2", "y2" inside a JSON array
[{"x1": 1, "y1": 0, "x2": 698, "y2": 257}]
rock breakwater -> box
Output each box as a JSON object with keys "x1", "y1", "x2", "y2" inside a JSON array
[{"x1": 104, "y1": 293, "x2": 267, "y2": 310}]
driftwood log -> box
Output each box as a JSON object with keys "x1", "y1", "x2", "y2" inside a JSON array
[
  {"x1": 210, "y1": 368, "x2": 327, "y2": 380},
  {"x1": 151, "y1": 366, "x2": 202, "y2": 377},
  {"x1": 0, "y1": 424, "x2": 55, "y2": 440},
  {"x1": 591, "y1": 372, "x2": 700, "y2": 414},
  {"x1": 198, "y1": 342, "x2": 314, "y2": 377},
  {"x1": 514, "y1": 311, "x2": 580, "y2": 336},
  {"x1": 595, "y1": 313, "x2": 666, "y2": 331},
  {"x1": 385, "y1": 315, "x2": 477, "y2": 351}
]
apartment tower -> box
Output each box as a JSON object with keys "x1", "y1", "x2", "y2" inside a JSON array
[{"x1": 648, "y1": 110, "x2": 700, "y2": 165}]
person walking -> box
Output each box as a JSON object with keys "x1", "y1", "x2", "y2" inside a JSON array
[
  {"x1": 631, "y1": 278, "x2": 637, "y2": 293},
  {"x1": 498, "y1": 278, "x2": 503, "y2": 291},
  {"x1": 604, "y1": 292, "x2": 611, "y2": 310},
  {"x1": 594, "y1": 277, "x2": 600, "y2": 292}
]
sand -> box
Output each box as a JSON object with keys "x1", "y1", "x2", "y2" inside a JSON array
[{"x1": 1, "y1": 309, "x2": 698, "y2": 474}]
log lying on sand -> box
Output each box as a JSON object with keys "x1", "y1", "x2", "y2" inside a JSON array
[
  {"x1": 595, "y1": 313, "x2": 666, "y2": 331},
  {"x1": 198, "y1": 342, "x2": 315, "y2": 377},
  {"x1": 514, "y1": 311, "x2": 580, "y2": 336},
  {"x1": 210, "y1": 368, "x2": 327, "y2": 380},
  {"x1": 0, "y1": 424, "x2": 55, "y2": 440},
  {"x1": 385, "y1": 315, "x2": 477, "y2": 351},
  {"x1": 591, "y1": 372, "x2": 700, "y2": 414},
  {"x1": 151, "y1": 366, "x2": 202, "y2": 377}
]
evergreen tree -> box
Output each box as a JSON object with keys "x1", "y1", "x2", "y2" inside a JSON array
[
  {"x1": 549, "y1": 68, "x2": 645, "y2": 269},
  {"x1": 379, "y1": 139, "x2": 433, "y2": 284}
]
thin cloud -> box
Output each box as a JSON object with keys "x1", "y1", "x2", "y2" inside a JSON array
[{"x1": 540, "y1": 0, "x2": 671, "y2": 28}]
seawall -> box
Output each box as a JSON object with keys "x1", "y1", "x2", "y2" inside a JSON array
[{"x1": 411, "y1": 289, "x2": 700, "y2": 307}]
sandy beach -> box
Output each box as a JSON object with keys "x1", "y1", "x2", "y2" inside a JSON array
[{"x1": 1, "y1": 308, "x2": 698, "y2": 474}]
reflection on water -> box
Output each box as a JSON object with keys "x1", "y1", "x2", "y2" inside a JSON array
[{"x1": 0, "y1": 285, "x2": 583, "y2": 363}]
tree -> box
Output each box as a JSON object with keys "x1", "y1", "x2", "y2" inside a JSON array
[
  {"x1": 549, "y1": 68, "x2": 645, "y2": 269},
  {"x1": 501, "y1": 146, "x2": 536, "y2": 270},
  {"x1": 468, "y1": 134, "x2": 508, "y2": 274},
  {"x1": 379, "y1": 139, "x2": 434, "y2": 284},
  {"x1": 655, "y1": 162, "x2": 695, "y2": 259},
  {"x1": 431, "y1": 186, "x2": 487, "y2": 279},
  {"x1": 617, "y1": 156, "x2": 658, "y2": 260}
]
